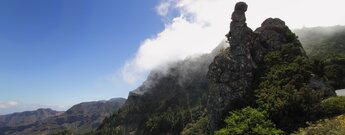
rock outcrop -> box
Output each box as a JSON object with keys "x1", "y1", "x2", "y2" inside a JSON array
[
  {"x1": 207, "y1": 2, "x2": 255, "y2": 133},
  {"x1": 207, "y1": 2, "x2": 334, "y2": 134}
]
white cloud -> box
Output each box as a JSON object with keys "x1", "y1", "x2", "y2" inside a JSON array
[
  {"x1": 122, "y1": 0, "x2": 345, "y2": 84},
  {"x1": 156, "y1": 0, "x2": 173, "y2": 16},
  {"x1": 0, "y1": 101, "x2": 19, "y2": 109}
]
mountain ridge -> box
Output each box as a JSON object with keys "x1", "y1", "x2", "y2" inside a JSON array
[
  {"x1": 0, "y1": 98, "x2": 126, "y2": 135},
  {"x1": 0, "y1": 108, "x2": 62, "y2": 130}
]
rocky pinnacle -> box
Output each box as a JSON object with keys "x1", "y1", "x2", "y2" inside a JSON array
[{"x1": 207, "y1": 2, "x2": 254, "y2": 134}]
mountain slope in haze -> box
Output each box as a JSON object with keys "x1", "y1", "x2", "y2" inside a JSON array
[
  {"x1": 0, "y1": 109, "x2": 62, "y2": 134},
  {"x1": 295, "y1": 25, "x2": 345, "y2": 59},
  {"x1": 96, "y1": 41, "x2": 228, "y2": 135},
  {"x1": 2, "y1": 98, "x2": 126, "y2": 135},
  {"x1": 295, "y1": 26, "x2": 345, "y2": 90}
]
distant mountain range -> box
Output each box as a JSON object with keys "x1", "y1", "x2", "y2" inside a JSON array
[
  {"x1": 0, "y1": 108, "x2": 62, "y2": 130},
  {"x1": 0, "y1": 98, "x2": 126, "y2": 135}
]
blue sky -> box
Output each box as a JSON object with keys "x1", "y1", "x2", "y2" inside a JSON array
[
  {"x1": 1, "y1": 0, "x2": 344, "y2": 115},
  {"x1": 0, "y1": 0, "x2": 165, "y2": 114}
]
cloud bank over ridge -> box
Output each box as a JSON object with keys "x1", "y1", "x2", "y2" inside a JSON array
[
  {"x1": 0, "y1": 101, "x2": 19, "y2": 109},
  {"x1": 0, "y1": 101, "x2": 67, "y2": 115},
  {"x1": 121, "y1": 0, "x2": 345, "y2": 84}
]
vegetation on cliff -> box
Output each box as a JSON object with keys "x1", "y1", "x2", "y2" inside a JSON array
[
  {"x1": 93, "y1": 3, "x2": 345, "y2": 135},
  {"x1": 215, "y1": 107, "x2": 283, "y2": 135}
]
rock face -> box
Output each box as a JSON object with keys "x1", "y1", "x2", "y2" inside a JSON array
[
  {"x1": 207, "y1": 2, "x2": 255, "y2": 133},
  {"x1": 207, "y1": 2, "x2": 333, "y2": 133}
]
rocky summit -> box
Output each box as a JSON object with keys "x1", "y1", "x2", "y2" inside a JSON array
[{"x1": 207, "y1": 2, "x2": 334, "y2": 133}]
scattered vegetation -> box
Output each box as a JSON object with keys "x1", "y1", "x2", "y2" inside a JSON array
[
  {"x1": 320, "y1": 96, "x2": 345, "y2": 117},
  {"x1": 294, "y1": 115, "x2": 345, "y2": 135},
  {"x1": 181, "y1": 114, "x2": 208, "y2": 135},
  {"x1": 143, "y1": 107, "x2": 191, "y2": 134},
  {"x1": 215, "y1": 107, "x2": 283, "y2": 135},
  {"x1": 253, "y1": 35, "x2": 331, "y2": 132}
]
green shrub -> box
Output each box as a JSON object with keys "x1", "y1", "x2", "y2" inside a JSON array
[
  {"x1": 254, "y1": 41, "x2": 334, "y2": 132},
  {"x1": 323, "y1": 55, "x2": 345, "y2": 89},
  {"x1": 320, "y1": 96, "x2": 345, "y2": 116},
  {"x1": 215, "y1": 107, "x2": 283, "y2": 135},
  {"x1": 181, "y1": 116, "x2": 208, "y2": 135},
  {"x1": 144, "y1": 107, "x2": 191, "y2": 135}
]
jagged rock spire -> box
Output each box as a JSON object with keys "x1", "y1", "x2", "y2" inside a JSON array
[
  {"x1": 207, "y1": 2, "x2": 254, "y2": 134},
  {"x1": 226, "y1": 2, "x2": 249, "y2": 41},
  {"x1": 231, "y1": 2, "x2": 247, "y2": 26}
]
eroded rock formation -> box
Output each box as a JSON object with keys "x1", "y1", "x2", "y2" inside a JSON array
[
  {"x1": 207, "y1": 2, "x2": 334, "y2": 134},
  {"x1": 207, "y1": 2, "x2": 255, "y2": 133}
]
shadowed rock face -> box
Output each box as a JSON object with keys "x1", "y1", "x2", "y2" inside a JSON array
[{"x1": 207, "y1": 2, "x2": 255, "y2": 133}]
